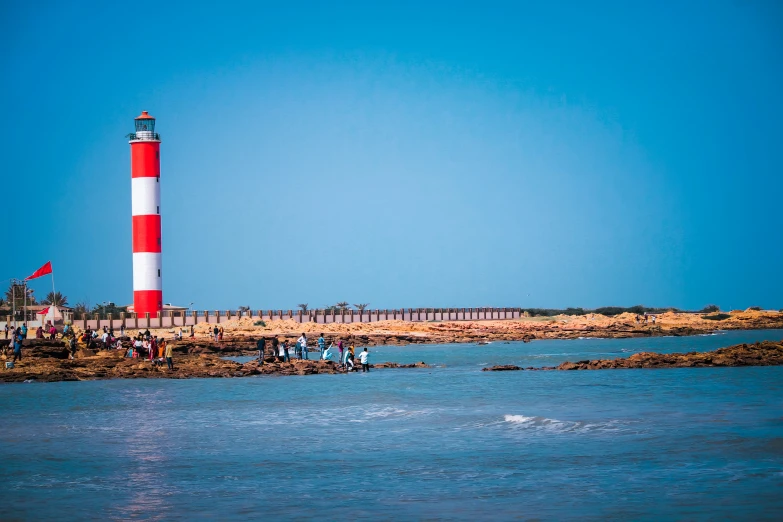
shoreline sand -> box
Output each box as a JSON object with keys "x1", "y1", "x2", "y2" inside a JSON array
[{"x1": 124, "y1": 309, "x2": 783, "y2": 346}]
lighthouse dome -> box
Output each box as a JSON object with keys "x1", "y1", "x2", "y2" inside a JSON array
[{"x1": 133, "y1": 111, "x2": 158, "y2": 140}]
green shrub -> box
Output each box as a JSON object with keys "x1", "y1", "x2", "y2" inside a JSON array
[
  {"x1": 748, "y1": 306, "x2": 761, "y2": 311},
  {"x1": 254, "y1": 320, "x2": 266, "y2": 327},
  {"x1": 703, "y1": 313, "x2": 731, "y2": 321}
]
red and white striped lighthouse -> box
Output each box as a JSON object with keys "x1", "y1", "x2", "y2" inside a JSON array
[{"x1": 129, "y1": 111, "x2": 162, "y2": 316}]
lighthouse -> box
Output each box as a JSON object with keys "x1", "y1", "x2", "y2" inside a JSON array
[{"x1": 129, "y1": 111, "x2": 163, "y2": 316}]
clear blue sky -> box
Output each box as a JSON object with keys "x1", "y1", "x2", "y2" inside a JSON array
[{"x1": 1, "y1": 0, "x2": 781, "y2": 311}]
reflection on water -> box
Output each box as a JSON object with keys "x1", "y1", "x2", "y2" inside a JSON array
[
  {"x1": 1, "y1": 329, "x2": 782, "y2": 519},
  {"x1": 113, "y1": 388, "x2": 171, "y2": 520}
]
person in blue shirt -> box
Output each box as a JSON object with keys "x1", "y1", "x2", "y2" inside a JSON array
[
  {"x1": 322, "y1": 343, "x2": 334, "y2": 361},
  {"x1": 318, "y1": 334, "x2": 325, "y2": 358},
  {"x1": 20, "y1": 324, "x2": 28, "y2": 339},
  {"x1": 12, "y1": 330, "x2": 23, "y2": 362}
]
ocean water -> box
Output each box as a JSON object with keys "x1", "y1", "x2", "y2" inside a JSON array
[{"x1": 1, "y1": 329, "x2": 782, "y2": 520}]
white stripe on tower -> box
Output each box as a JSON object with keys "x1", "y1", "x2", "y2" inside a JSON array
[
  {"x1": 132, "y1": 252, "x2": 163, "y2": 290},
  {"x1": 131, "y1": 177, "x2": 161, "y2": 216}
]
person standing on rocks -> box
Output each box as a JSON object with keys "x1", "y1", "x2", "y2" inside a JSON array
[
  {"x1": 359, "y1": 347, "x2": 370, "y2": 372},
  {"x1": 298, "y1": 333, "x2": 308, "y2": 360},
  {"x1": 120, "y1": 324, "x2": 125, "y2": 337},
  {"x1": 190, "y1": 324, "x2": 194, "y2": 338},
  {"x1": 338, "y1": 340, "x2": 344, "y2": 367},
  {"x1": 318, "y1": 334, "x2": 325, "y2": 358},
  {"x1": 69, "y1": 336, "x2": 77, "y2": 359},
  {"x1": 218, "y1": 326, "x2": 224, "y2": 341},
  {"x1": 213, "y1": 326, "x2": 219, "y2": 342},
  {"x1": 4, "y1": 324, "x2": 8, "y2": 339},
  {"x1": 282, "y1": 340, "x2": 290, "y2": 363},
  {"x1": 345, "y1": 349, "x2": 355, "y2": 371},
  {"x1": 165, "y1": 340, "x2": 174, "y2": 370},
  {"x1": 257, "y1": 338, "x2": 266, "y2": 363},
  {"x1": 12, "y1": 329, "x2": 23, "y2": 362}
]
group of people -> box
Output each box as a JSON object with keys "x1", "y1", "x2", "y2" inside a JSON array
[
  {"x1": 3, "y1": 321, "x2": 177, "y2": 369},
  {"x1": 3, "y1": 322, "x2": 374, "y2": 374},
  {"x1": 255, "y1": 333, "x2": 371, "y2": 372},
  {"x1": 4, "y1": 325, "x2": 26, "y2": 362},
  {"x1": 128, "y1": 331, "x2": 174, "y2": 369},
  {"x1": 34, "y1": 321, "x2": 59, "y2": 340},
  {"x1": 4, "y1": 323, "x2": 27, "y2": 340},
  {"x1": 635, "y1": 314, "x2": 657, "y2": 325}
]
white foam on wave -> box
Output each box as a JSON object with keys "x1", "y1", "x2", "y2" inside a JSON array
[{"x1": 503, "y1": 414, "x2": 627, "y2": 433}]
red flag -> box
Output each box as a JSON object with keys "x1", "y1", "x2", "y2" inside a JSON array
[
  {"x1": 25, "y1": 261, "x2": 52, "y2": 281},
  {"x1": 38, "y1": 307, "x2": 50, "y2": 315}
]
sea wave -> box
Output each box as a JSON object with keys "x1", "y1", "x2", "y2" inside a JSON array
[{"x1": 503, "y1": 414, "x2": 627, "y2": 433}]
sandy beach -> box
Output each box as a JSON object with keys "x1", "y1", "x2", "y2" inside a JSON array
[{"x1": 123, "y1": 308, "x2": 783, "y2": 346}]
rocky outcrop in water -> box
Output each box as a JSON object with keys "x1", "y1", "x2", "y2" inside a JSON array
[
  {"x1": 481, "y1": 340, "x2": 783, "y2": 372},
  {"x1": 482, "y1": 365, "x2": 525, "y2": 371},
  {"x1": 555, "y1": 340, "x2": 783, "y2": 370}
]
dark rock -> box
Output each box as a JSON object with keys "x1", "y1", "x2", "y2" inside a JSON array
[
  {"x1": 482, "y1": 365, "x2": 523, "y2": 371},
  {"x1": 552, "y1": 340, "x2": 783, "y2": 371}
]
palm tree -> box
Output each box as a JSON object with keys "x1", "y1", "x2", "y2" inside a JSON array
[
  {"x1": 4, "y1": 284, "x2": 37, "y2": 307},
  {"x1": 335, "y1": 301, "x2": 349, "y2": 310},
  {"x1": 297, "y1": 303, "x2": 309, "y2": 312},
  {"x1": 42, "y1": 291, "x2": 68, "y2": 306},
  {"x1": 73, "y1": 301, "x2": 89, "y2": 314},
  {"x1": 354, "y1": 303, "x2": 370, "y2": 312}
]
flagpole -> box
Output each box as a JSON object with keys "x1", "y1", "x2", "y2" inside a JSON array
[
  {"x1": 51, "y1": 271, "x2": 56, "y2": 324},
  {"x1": 11, "y1": 279, "x2": 16, "y2": 329}
]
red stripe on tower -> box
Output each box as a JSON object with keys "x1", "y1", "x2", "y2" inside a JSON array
[
  {"x1": 129, "y1": 111, "x2": 163, "y2": 316},
  {"x1": 134, "y1": 290, "x2": 163, "y2": 315},
  {"x1": 131, "y1": 142, "x2": 160, "y2": 178},
  {"x1": 132, "y1": 215, "x2": 162, "y2": 253}
]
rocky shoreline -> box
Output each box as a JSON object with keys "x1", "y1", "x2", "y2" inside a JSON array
[
  {"x1": 482, "y1": 340, "x2": 783, "y2": 372},
  {"x1": 0, "y1": 339, "x2": 430, "y2": 383},
  {"x1": 3, "y1": 336, "x2": 783, "y2": 383}
]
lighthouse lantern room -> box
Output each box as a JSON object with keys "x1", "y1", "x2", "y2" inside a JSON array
[{"x1": 129, "y1": 111, "x2": 163, "y2": 316}]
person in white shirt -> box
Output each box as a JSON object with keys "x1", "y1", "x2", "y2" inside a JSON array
[
  {"x1": 297, "y1": 333, "x2": 308, "y2": 360},
  {"x1": 359, "y1": 347, "x2": 370, "y2": 372}
]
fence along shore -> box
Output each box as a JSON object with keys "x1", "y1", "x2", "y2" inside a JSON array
[{"x1": 2, "y1": 307, "x2": 522, "y2": 331}]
